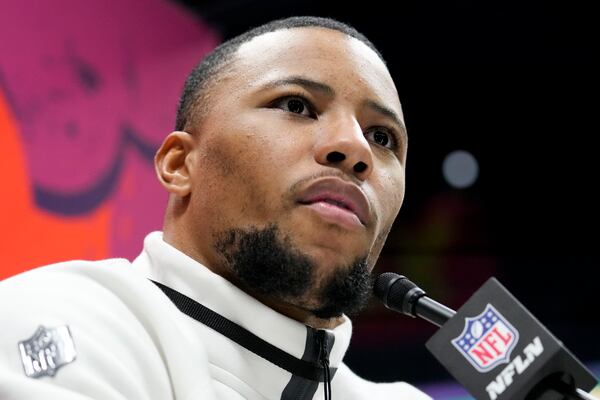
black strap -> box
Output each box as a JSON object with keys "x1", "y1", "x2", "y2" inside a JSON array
[{"x1": 151, "y1": 280, "x2": 328, "y2": 382}]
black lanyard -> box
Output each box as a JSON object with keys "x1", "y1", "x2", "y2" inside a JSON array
[{"x1": 150, "y1": 279, "x2": 332, "y2": 385}]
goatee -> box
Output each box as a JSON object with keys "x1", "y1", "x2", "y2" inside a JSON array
[{"x1": 214, "y1": 224, "x2": 372, "y2": 319}]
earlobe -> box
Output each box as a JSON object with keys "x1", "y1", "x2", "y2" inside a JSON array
[{"x1": 155, "y1": 131, "x2": 195, "y2": 197}]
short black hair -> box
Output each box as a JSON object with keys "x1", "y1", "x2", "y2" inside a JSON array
[{"x1": 174, "y1": 16, "x2": 385, "y2": 131}]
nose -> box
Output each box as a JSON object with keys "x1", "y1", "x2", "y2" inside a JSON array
[{"x1": 314, "y1": 114, "x2": 373, "y2": 180}]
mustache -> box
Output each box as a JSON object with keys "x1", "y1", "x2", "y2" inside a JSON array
[{"x1": 287, "y1": 169, "x2": 365, "y2": 198}]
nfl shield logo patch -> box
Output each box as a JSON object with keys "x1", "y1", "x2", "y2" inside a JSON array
[
  {"x1": 451, "y1": 304, "x2": 519, "y2": 373},
  {"x1": 18, "y1": 325, "x2": 77, "y2": 378}
]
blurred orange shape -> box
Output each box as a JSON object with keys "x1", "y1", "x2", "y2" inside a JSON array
[{"x1": 0, "y1": 91, "x2": 111, "y2": 280}]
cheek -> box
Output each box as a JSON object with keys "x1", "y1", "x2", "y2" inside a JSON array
[
  {"x1": 199, "y1": 137, "x2": 265, "y2": 212},
  {"x1": 366, "y1": 172, "x2": 405, "y2": 268},
  {"x1": 193, "y1": 127, "x2": 294, "y2": 224},
  {"x1": 374, "y1": 165, "x2": 406, "y2": 226}
]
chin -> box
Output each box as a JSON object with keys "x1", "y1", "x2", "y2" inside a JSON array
[
  {"x1": 293, "y1": 226, "x2": 370, "y2": 258},
  {"x1": 308, "y1": 245, "x2": 365, "y2": 270}
]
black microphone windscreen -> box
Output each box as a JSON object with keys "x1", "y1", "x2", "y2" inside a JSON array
[
  {"x1": 373, "y1": 272, "x2": 399, "y2": 302},
  {"x1": 374, "y1": 273, "x2": 419, "y2": 313}
]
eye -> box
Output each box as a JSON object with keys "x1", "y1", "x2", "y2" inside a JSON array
[
  {"x1": 365, "y1": 127, "x2": 396, "y2": 150},
  {"x1": 271, "y1": 96, "x2": 316, "y2": 118}
]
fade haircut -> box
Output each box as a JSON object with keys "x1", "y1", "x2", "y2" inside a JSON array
[{"x1": 174, "y1": 16, "x2": 386, "y2": 131}]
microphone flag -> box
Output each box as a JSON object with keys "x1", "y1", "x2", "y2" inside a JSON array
[{"x1": 426, "y1": 278, "x2": 597, "y2": 400}]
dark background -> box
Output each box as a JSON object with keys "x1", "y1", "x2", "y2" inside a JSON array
[{"x1": 177, "y1": 0, "x2": 598, "y2": 385}]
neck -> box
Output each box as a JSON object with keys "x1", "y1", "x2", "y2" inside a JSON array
[{"x1": 248, "y1": 289, "x2": 346, "y2": 330}]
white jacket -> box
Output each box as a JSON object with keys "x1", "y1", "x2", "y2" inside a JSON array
[{"x1": 0, "y1": 232, "x2": 431, "y2": 400}]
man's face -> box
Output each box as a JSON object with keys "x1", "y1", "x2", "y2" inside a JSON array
[{"x1": 182, "y1": 27, "x2": 406, "y2": 314}]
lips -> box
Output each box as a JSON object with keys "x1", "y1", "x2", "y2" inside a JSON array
[{"x1": 297, "y1": 177, "x2": 371, "y2": 227}]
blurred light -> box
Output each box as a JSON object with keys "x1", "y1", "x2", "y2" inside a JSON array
[{"x1": 442, "y1": 150, "x2": 479, "y2": 189}]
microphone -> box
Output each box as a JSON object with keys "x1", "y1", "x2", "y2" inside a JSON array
[
  {"x1": 373, "y1": 272, "x2": 456, "y2": 327},
  {"x1": 374, "y1": 273, "x2": 599, "y2": 400}
]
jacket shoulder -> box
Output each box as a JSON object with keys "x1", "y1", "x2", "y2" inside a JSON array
[{"x1": 0, "y1": 258, "x2": 174, "y2": 399}]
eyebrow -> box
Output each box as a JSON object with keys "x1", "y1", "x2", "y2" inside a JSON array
[
  {"x1": 260, "y1": 76, "x2": 335, "y2": 97},
  {"x1": 260, "y1": 76, "x2": 407, "y2": 142}
]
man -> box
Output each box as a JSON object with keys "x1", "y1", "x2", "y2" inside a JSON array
[{"x1": 0, "y1": 16, "x2": 431, "y2": 400}]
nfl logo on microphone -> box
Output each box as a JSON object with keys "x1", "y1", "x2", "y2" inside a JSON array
[{"x1": 452, "y1": 304, "x2": 519, "y2": 373}]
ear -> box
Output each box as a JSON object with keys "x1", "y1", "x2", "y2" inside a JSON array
[{"x1": 155, "y1": 131, "x2": 195, "y2": 197}]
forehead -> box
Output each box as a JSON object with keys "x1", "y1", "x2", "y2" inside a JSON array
[{"x1": 230, "y1": 27, "x2": 403, "y2": 118}]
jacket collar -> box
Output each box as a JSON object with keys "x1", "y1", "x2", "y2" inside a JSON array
[{"x1": 132, "y1": 231, "x2": 353, "y2": 368}]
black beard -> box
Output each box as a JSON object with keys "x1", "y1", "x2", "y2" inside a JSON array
[{"x1": 214, "y1": 224, "x2": 372, "y2": 319}]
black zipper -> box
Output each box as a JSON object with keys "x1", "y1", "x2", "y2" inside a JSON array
[{"x1": 316, "y1": 330, "x2": 332, "y2": 400}]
